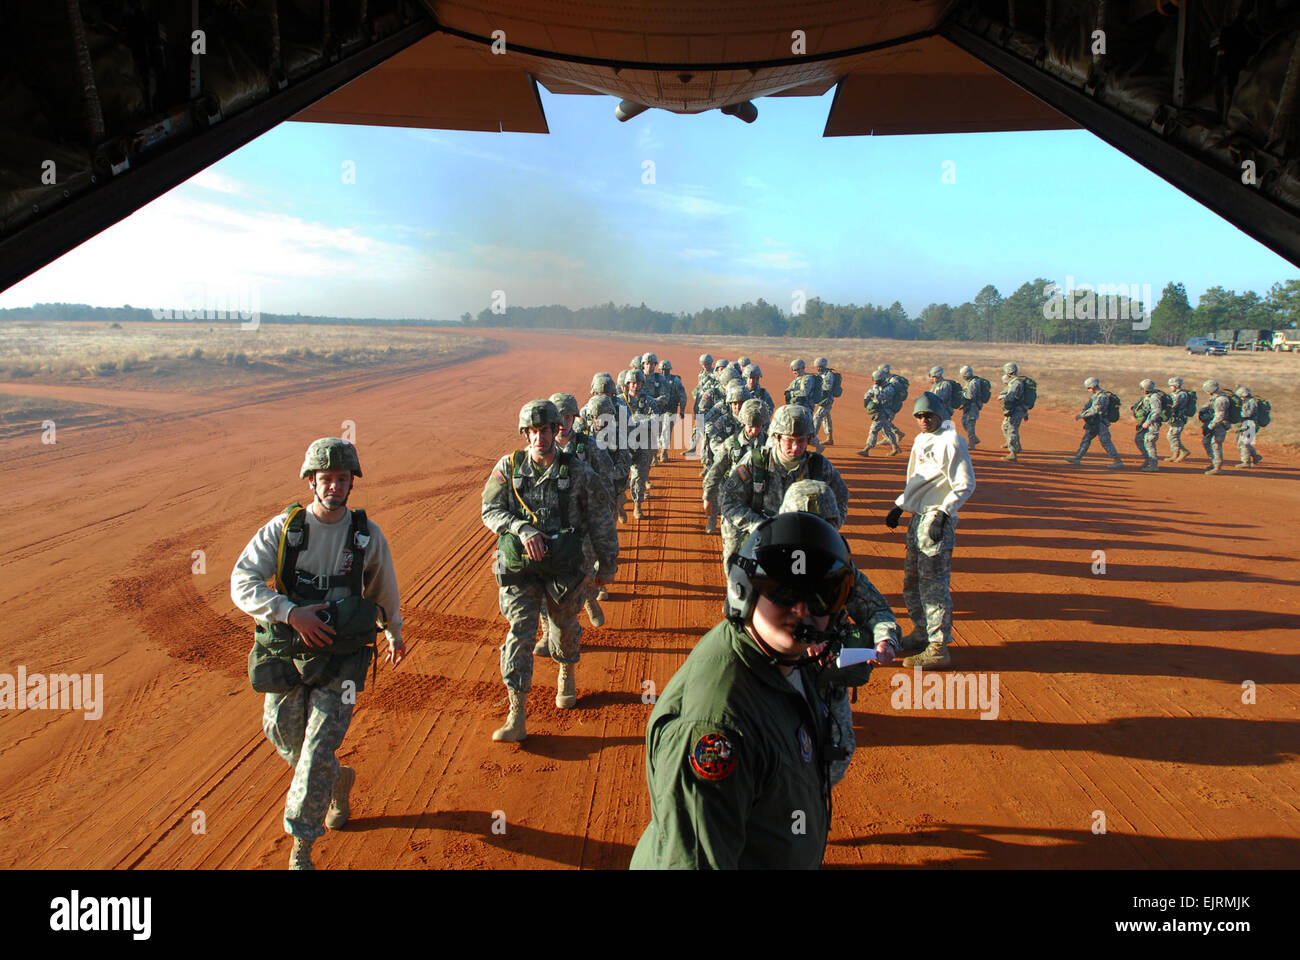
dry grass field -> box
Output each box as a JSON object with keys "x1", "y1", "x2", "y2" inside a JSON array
[{"x1": 624, "y1": 332, "x2": 1300, "y2": 450}]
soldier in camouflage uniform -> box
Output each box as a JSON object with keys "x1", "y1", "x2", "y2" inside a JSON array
[
  {"x1": 704, "y1": 397, "x2": 768, "y2": 551},
  {"x1": 231, "y1": 437, "x2": 406, "y2": 870},
  {"x1": 858, "y1": 369, "x2": 900, "y2": 456},
  {"x1": 581, "y1": 393, "x2": 631, "y2": 548},
  {"x1": 959, "y1": 365, "x2": 984, "y2": 447},
  {"x1": 481, "y1": 400, "x2": 619, "y2": 741},
  {"x1": 784, "y1": 359, "x2": 825, "y2": 451},
  {"x1": 589, "y1": 373, "x2": 632, "y2": 522},
  {"x1": 1065, "y1": 377, "x2": 1124, "y2": 469},
  {"x1": 640, "y1": 353, "x2": 671, "y2": 464},
  {"x1": 743, "y1": 364, "x2": 775, "y2": 418},
  {"x1": 1234, "y1": 386, "x2": 1263, "y2": 468},
  {"x1": 545, "y1": 393, "x2": 616, "y2": 630},
  {"x1": 720, "y1": 405, "x2": 851, "y2": 571},
  {"x1": 884, "y1": 392, "x2": 976, "y2": 669},
  {"x1": 698, "y1": 368, "x2": 741, "y2": 472},
  {"x1": 927, "y1": 366, "x2": 962, "y2": 422},
  {"x1": 1198, "y1": 380, "x2": 1233, "y2": 475},
  {"x1": 1133, "y1": 379, "x2": 1165, "y2": 472},
  {"x1": 623, "y1": 369, "x2": 662, "y2": 518},
  {"x1": 1164, "y1": 377, "x2": 1194, "y2": 462},
  {"x1": 880, "y1": 364, "x2": 908, "y2": 445},
  {"x1": 811, "y1": 357, "x2": 839, "y2": 446},
  {"x1": 657, "y1": 359, "x2": 688, "y2": 463},
  {"x1": 999, "y1": 362, "x2": 1029, "y2": 462},
  {"x1": 779, "y1": 480, "x2": 900, "y2": 787}
]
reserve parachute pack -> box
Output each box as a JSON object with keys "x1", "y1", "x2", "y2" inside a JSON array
[
  {"x1": 973, "y1": 377, "x2": 992, "y2": 405},
  {"x1": 248, "y1": 502, "x2": 385, "y2": 694},
  {"x1": 494, "y1": 449, "x2": 585, "y2": 600},
  {"x1": 887, "y1": 375, "x2": 909, "y2": 414},
  {"x1": 1255, "y1": 398, "x2": 1271, "y2": 428},
  {"x1": 747, "y1": 447, "x2": 826, "y2": 515}
]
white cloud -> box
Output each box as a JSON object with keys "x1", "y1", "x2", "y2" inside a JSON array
[{"x1": 186, "y1": 169, "x2": 245, "y2": 195}]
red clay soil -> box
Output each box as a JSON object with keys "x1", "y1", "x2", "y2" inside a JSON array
[{"x1": 1, "y1": 330, "x2": 1296, "y2": 869}]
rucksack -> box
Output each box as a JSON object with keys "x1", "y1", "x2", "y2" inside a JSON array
[
  {"x1": 1151, "y1": 390, "x2": 1170, "y2": 422},
  {"x1": 1255, "y1": 399, "x2": 1271, "y2": 428},
  {"x1": 1173, "y1": 389, "x2": 1197, "y2": 419},
  {"x1": 942, "y1": 378, "x2": 965, "y2": 412},
  {"x1": 974, "y1": 377, "x2": 992, "y2": 405},
  {"x1": 1226, "y1": 394, "x2": 1243, "y2": 425},
  {"x1": 1021, "y1": 376, "x2": 1038, "y2": 410},
  {"x1": 829, "y1": 370, "x2": 843, "y2": 398},
  {"x1": 1103, "y1": 391, "x2": 1122, "y2": 423},
  {"x1": 887, "y1": 375, "x2": 908, "y2": 413}
]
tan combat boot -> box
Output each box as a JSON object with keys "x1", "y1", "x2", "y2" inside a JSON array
[
  {"x1": 1106, "y1": 459, "x2": 1124, "y2": 470},
  {"x1": 903, "y1": 643, "x2": 951, "y2": 669},
  {"x1": 289, "y1": 837, "x2": 315, "y2": 870},
  {"x1": 1204, "y1": 464, "x2": 1222, "y2": 475},
  {"x1": 1140, "y1": 462, "x2": 1159, "y2": 472},
  {"x1": 325, "y1": 765, "x2": 355, "y2": 830},
  {"x1": 584, "y1": 596, "x2": 605, "y2": 627},
  {"x1": 888, "y1": 441, "x2": 902, "y2": 456},
  {"x1": 492, "y1": 689, "x2": 527, "y2": 742},
  {"x1": 556, "y1": 662, "x2": 577, "y2": 709},
  {"x1": 596, "y1": 585, "x2": 610, "y2": 601},
  {"x1": 1001, "y1": 452, "x2": 1018, "y2": 462}
]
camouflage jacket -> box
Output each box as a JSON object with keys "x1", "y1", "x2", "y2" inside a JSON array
[
  {"x1": 784, "y1": 374, "x2": 824, "y2": 409},
  {"x1": 720, "y1": 448, "x2": 850, "y2": 534},
  {"x1": 930, "y1": 378, "x2": 962, "y2": 417},
  {"x1": 864, "y1": 383, "x2": 894, "y2": 416},
  {"x1": 1201, "y1": 393, "x2": 1231, "y2": 432},
  {"x1": 703, "y1": 431, "x2": 766, "y2": 503},
  {"x1": 748, "y1": 386, "x2": 776, "y2": 417},
  {"x1": 558, "y1": 428, "x2": 616, "y2": 499},
  {"x1": 1080, "y1": 390, "x2": 1111, "y2": 422},
  {"x1": 1134, "y1": 392, "x2": 1165, "y2": 429},
  {"x1": 844, "y1": 570, "x2": 900, "y2": 647},
  {"x1": 999, "y1": 377, "x2": 1027, "y2": 414},
  {"x1": 643, "y1": 372, "x2": 671, "y2": 405},
  {"x1": 482, "y1": 448, "x2": 619, "y2": 574},
  {"x1": 961, "y1": 377, "x2": 984, "y2": 410}
]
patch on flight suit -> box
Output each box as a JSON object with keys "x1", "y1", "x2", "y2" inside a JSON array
[
  {"x1": 797, "y1": 726, "x2": 812, "y2": 762},
  {"x1": 690, "y1": 733, "x2": 737, "y2": 782}
]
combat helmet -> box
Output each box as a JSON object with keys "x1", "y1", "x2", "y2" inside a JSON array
[
  {"x1": 929, "y1": 366, "x2": 944, "y2": 378},
  {"x1": 725, "y1": 381, "x2": 748, "y2": 404},
  {"x1": 790, "y1": 358, "x2": 806, "y2": 373},
  {"x1": 642, "y1": 352, "x2": 658, "y2": 365},
  {"x1": 739, "y1": 398, "x2": 770, "y2": 429},
  {"x1": 814, "y1": 357, "x2": 829, "y2": 370},
  {"x1": 779, "y1": 479, "x2": 840, "y2": 528},
  {"x1": 713, "y1": 358, "x2": 728, "y2": 371},
  {"x1": 1004, "y1": 362, "x2": 1019, "y2": 375},
  {"x1": 737, "y1": 356, "x2": 752, "y2": 369},
  {"x1": 660, "y1": 359, "x2": 673, "y2": 372},
  {"x1": 1167, "y1": 376, "x2": 1183, "y2": 388},
  {"x1": 880, "y1": 363, "x2": 892, "y2": 374},
  {"x1": 1139, "y1": 379, "x2": 1156, "y2": 392},
  {"x1": 300, "y1": 437, "x2": 362, "y2": 478},
  {"x1": 550, "y1": 392, "x2": 580, "y2": 417},
  {"x1": 629, "y1": 355, "x2": 643, "y2": 369},
  {"x1": 584, "y1": 394, "x2": 615, "y2": 420},
  {"x1": 628, "y1": 368, "x2": 647, "y2": 385},
  {"x1": 518, "y1": 399, "x2": 562, "y2": 433},
  {"x1": 1235, "y1": 385, "x2": 1252, "y2": 398},
  {"x1": 591, "y1": 372, "x2": 616, "y2": 396},
  {"x1": 1084, "y1": 377, "x2": 1100, "y2": 389},
  {"x1": 743, "y1": 364, "x2": 762, "y2": 380},
  {"x1": 959, "y1": 365, "x2": 974, "y2": 378},
  {"x1": 872, "y1": 368, "x2": 886, "y2": 384},
  {"x1": 717, "y1": 367, "x2": 737, "y2": 385},
  {"x1": 725, "y1": 513, "x2": 854, "y2": 627},
  {"x1": 699, "y1": 353, "x2": 714, "y2": 367},
  {"x1": 1203, "y1": 379, "x2": 1220, "y2": 393},
  {"x1": 770, "y1": 403, "x2": 814, "y2": 437}
]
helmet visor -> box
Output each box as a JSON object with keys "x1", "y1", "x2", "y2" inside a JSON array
[{"x1": 746, "y1": 545, "x2": 853, "y2": 616}]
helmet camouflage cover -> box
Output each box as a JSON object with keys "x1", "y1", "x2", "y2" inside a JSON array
[
  {"x1": 549, "y1": 392, "x2": 580, "y2": 416},
  {"x1": 1139, "y1": 379, "x2": 1155, "y2": 392},
  {"x1": 518, "y1": 399, "x2": 562, "y2": 432},
  {"x1": 660, "y1": 359, "x2": 672, "y2": 371},
  {"x1": 1084, "y1": 376, "x2": 1100, "y2": 389},
  {"x1": 591, "y1": 372, "x2": 616, "y2": 396},
  {"x1": 725, "y1": 381, "x2": 748, "y2": 403},
  {"x1": 779, "y1": 479, "x2": 840, "y2": 527},
  {"x1": 770, "y1": 403, "x2": 814, "y2": 437},
  {"x1": 300, "y1": 437, "x2": 362, "y2": 478},
  {"x1": 1168, "y1": 376, "x2": 1183, "y2": 388},
  {"x1": 814, "y1": 357, "x2": 829, "y2": 370},
  {"x1": 700, "y1": 353, "x2": 714, "y2": 366},
  {"x1": 739, "y1": 398, "x2": 770, "y2": 428},
  {"x1": 1235, "y1": 385, "x2": 1251, "y2": 397},
  {"x1": 584, "y1": 394, "x2": 615, "y2": 419},
  {"x1": 960, "y1": 365, "x2": 974, "y2": 378},
  {"x1": 790, "y1": 358, "x2": 806, "y2": 372},
  {"x1": 743, "y1": 364, "x2": 762, "y2": 379},
  {"x1": 628, "y1": 368, "x2": 647, "y2": 385},
  {"x1": 642, "y1": 352, "x2": 658, "y2": 364},
  {"x1": 1004, "y1": 362, "x2": 1018, "y2": 375},
  {"x1": 1203, "y1": 379, "x2": 1220, "y2": 392},
  {"x1": 929, "y1": 366, "x2": 944, "y2": 377}
]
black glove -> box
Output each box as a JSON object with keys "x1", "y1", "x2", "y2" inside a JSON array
[
  {"x1": 928, "y1": 510, "x2": 948, "y2": 540},
  {"x1": 885, "y1": 506, "x2": 903, "y2": 529}
]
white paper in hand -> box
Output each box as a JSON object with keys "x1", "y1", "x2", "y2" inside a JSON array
[{"x1": 836, "y1": 647, "x2": 878, "y2": 668}]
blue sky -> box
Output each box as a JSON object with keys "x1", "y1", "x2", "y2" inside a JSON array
[{"x1": 2, "y1": 87, "x2": 1295, "y2": 320}]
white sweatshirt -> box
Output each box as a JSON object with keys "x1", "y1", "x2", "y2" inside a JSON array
[{"x1": 894, "y1": 423, "x2": 975, "y2": 518}]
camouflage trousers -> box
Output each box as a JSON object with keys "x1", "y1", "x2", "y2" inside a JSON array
[
  {"x1": 1135, "y1": 423, "x2": 1160, "y2": 464},
  {"x1": 628, "y1": 447, "x2": 654, "y2": 503},
  {"x1": 827, "y1": 687, "x2": 855, "y2": 788},
  {"x1": 719, "y1": 518, "x2": 746, "y2": 577},
  {"x1": 865, "y1": 411, "x2": 894, "y2": 448},
  {"x1": 1166, "y1": 419, "x2": 1191, "y2": 455},
  {"x1": 903, "y1": 510, "x2": 957, "y2": 650},
  {"x1": 1237, "y1": 427, "x2": 1259, "y2": 464},
  {"x1": 1201, "y1": 423, "x2": 1227, "y2": 466},
  {"x1": 499, "y1": 578, "x2": 582, "y2": 693},
  {"x1": 1001, "y1": 409, "x2": 1026, "y2": 453},
  {"x1": 961, "y1": 405, "x2": 981, "y2": 446},
  {"x1": 813, "y1": 402, "x2": 834, "y2": 442},
  {"x1": 1074, "y1": 419, "x2": 1119, "y2": 460},
  {"x1": 263, "y1": 681, "x2": 356, "y2": 841},
  {"x1": 657, "y1": 414, "x2": 676, "y2": 453}
]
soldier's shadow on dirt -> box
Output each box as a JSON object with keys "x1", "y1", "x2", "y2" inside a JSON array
[
  {"x1": 954, "y1": 591, "x2": 1290, "y2": 633},
  {"x1": 349, "y1": 809, "x2": 636, "y2": 868},
  {"x1": 828, "y1": 822, "x2": 1300, "y2": 867},
  {"x1": 959, "y1": 558, "x2": 1294, "y2": 585},
  {"x1": 959, "y1": 639, "x2": 1299, "y2": 682},
  {"x1": 852, "y1": 710, "x2": 1299, "y2": 766}
]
